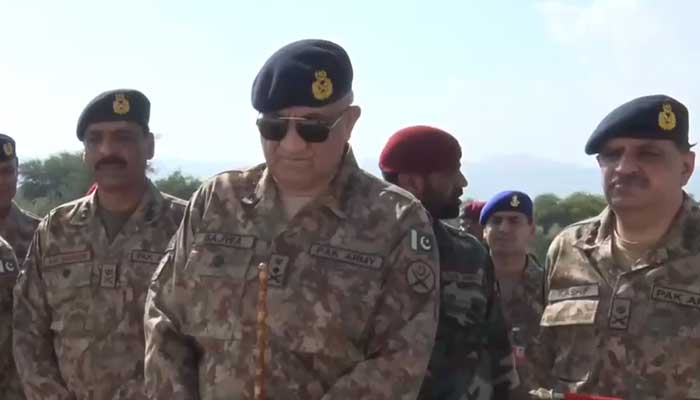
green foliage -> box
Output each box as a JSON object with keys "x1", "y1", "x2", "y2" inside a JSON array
[
  {"x1": 16, "y1": 152, "x2": 203, "y2": 216},
  {"x1": 17, "y1": 152, "x2": 91, "y2": 216},
  {"x1": 532, "y1": 192, "x2": 607, "y2": 261},
  {"x1": 154, "y1": 170, "x2": 202, "y2": 201}
]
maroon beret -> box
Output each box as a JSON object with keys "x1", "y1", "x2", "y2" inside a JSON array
[
  {"x1": 379, "y1": 125, "x2": 462, "y2": 174},
  {"x1": 462, "y1": 200, "x2": 486, "y2": 221}
]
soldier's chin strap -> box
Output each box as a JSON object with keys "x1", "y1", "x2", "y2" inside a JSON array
[{"x1": 529, "y1": 388, "x2": 623, "y2": 400}]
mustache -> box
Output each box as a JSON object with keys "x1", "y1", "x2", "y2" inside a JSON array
[
  {"x1": 95, "y1": 156, "x2": 127, "y2": 170},
  {"x1": 610, "y1": 173, "x2": 649, "y2": 188}
]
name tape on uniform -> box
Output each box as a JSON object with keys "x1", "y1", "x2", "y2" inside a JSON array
[
  {"x1": 44, "y1": 250, "x2": 92, "y2": 268},
  {"x1": 540, "y1": 299, "x2": 598, "y2": 327},
  {"x1": 548, "y1": 284, "x2": 599, "y2": 302},
  {"x1": 651, "y1": 285, "x2": 700, "y2": 310},
  {"x1": 196, "y1": 232, "x2": 255, "y2": 249},
  {"x1": 131, "y1": 250, "x2": 165, "y2": 264},
  {"x1": 310, "y1": 244, "x2": 383, "y2": 269}
]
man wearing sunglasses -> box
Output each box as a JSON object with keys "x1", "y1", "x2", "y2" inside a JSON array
[
  {"x1": 13, "y1": 89, "x2": 186, "y2": 400},
  {"x1": 533, "y1": 95, "x2": 700, "y2": 399},
  {"x1": 144, "y1": 39, "x2": 440, "y2": 400},
  {"x1": 379, "y1": 126, "x2": 517, "y2": 400}
]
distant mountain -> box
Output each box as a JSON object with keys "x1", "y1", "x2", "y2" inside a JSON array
[{"x1": 151, "y1": 154, "x2": 700, "y2": 200}]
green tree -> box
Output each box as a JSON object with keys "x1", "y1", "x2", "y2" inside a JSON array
[
  {"x1": 561, "y1": 192, "x2": 607, "y2": 225},
  {"x1": 533, "y1": 193, "x2": 564, "y2": 233},
  {"x1": 532, "y1": 192, "x2": 606, "y2": 261},
  {"x1": 18, "y1": 151, "x2": 91, "y2": 216},
  {"x1": 155, "y1": 170, "x2": 202, "y2": 200}
]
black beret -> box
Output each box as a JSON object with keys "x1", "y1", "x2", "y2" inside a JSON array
[
  {"x1": 585, "y1": 94, "x2": 689, "y2": 154},
  {"x1": 76, "y1": 89, "x2": 151, "y2": 140},
  {"x1": 251, "y1": 39, "x2": 353, "y2": 113},
  {"x1": 0, "y1": 134, "x2": 16, "y2": 162},
  {"x1": 480, "y1": 190, "x2": 533, "y2": 225},
  {"x1": 379, "y1": 125, "x2": 462, "y2": 174}
]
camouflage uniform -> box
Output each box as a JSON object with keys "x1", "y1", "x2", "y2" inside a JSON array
[
  {"x1": 534, "y1": 196, "x2": 700, "y2": 399},
  {"x1": 1, "y1": 235, "x2": 24, "y2": 400},
  {"x1": 500, "y1": 254, "x2": 544, "y2": 400},
  {"x1": 13, "y1": 182, "x2": 185, "y2": 400},
  {"x1": 419, "y1": 221, "x2": 516, "y2": 400},
  {"x1": 144, "y1": 149, "x2": 440, "y2": 400},
  {"x1": 0, "y1": 202, "x2": 40, "y2": 262}
]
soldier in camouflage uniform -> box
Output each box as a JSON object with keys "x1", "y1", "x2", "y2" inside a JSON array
[
  {"x1": 480, "y1": 191, "x2": 544, "y2": 399},
  {"x1": 1, "y1": 236, "x2": 23, "y2": 400},
  {"x1": 144, "y1": 39, "x2": 439, "y2": 400},
  {"x1": 533, "y1": 95, "x2": 700, "y2": 399},
  {"x1": 0, "y1": 134, "x2": 40, "y2": 263},
  {"x1": 0, "y1": 134, "x2": 38, "y2": 400},
  {"x1": 13, "y1": 89, "x2": 186, "y2": 400},
  {"x1": 379, "y1": 125, "x2": 516, "y2": 400}
]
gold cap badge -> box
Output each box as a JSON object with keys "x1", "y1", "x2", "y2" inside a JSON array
[
  {"x1": 312, "y1": 70, "x2": 333, "y2": 101},
  {"x1": 658, "y1": 103, "x2": 677, "y2": 131},
  {"x1": 113, "y1": 94, "x2": 130, "y2": 115},
  {"x1": 510, "y1": 195, "x2": 520, "y2": 208},
  {"x1": 3, "y1": 143, "x2": 14, "y2": 157}
]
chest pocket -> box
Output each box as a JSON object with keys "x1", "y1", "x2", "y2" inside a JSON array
[
  {"x1": 541, "y1": 298, "x2": 600, "y2": 383},
  {"x1": 441, "y1": 271, "x2": 488, "y2": 328},
  {"x1": 183, "y1": 240, "x2": 255, "y2": 340},
  {"x1": 43, "y1": 262, "x2": 95, "y2": 335}
]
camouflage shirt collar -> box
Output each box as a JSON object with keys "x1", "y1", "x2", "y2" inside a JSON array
[
  {"x1": 575, "y1": 194, "x2": 696, "y2": 260},
  {"x1": 249, "y1": 146, "x2": 358, "y2": 220},
  {"x1": 2, "y1": 202, "x2": 35, "y2": 228},
  {"x1": 70, "y1": 179, "x2": 164, "y2": 226}
]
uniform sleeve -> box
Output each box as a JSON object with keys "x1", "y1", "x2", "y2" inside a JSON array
[
  {"x1": 526, "y1": 236, "x2": 561, "y2": 391},
  {"x1": 320, "y1": 203, "x2": 439, "y2": 400},
  {"x1": 144, "y1": 189, "x2": 204, "y2": 400},
  {"x1": 13, "y1": 228, "x2": 76, "y2": 400}
]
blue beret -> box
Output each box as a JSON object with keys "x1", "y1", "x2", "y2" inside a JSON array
[
  {"x1": 585, "y1": 94, "x2": 689, "y2": 155},
  {"x1": 251, "y1": 39, "x2": 353, "y2": 113},
  {"x1": 480, "y1": 190, "x2": 533, "y2": 225},
  {"x1": 0, "y1": 133, "x2": 16, "y2": 161},
  {"x1": 77, "y1": 89, "x2": 150, "y2": 140}
]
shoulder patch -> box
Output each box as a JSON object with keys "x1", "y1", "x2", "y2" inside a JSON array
[
  {"x1": 406, "y1": 261, "x2": 435, "y2": 294},
  {"x1": 410, "y1": 229, "x2": 434, "y2": 253},
  {"x1": 0, "y1": 259, "x2": 18, "y2": 274}
]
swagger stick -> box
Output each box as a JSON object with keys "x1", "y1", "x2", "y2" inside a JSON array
[
  {"x1": 529, "y1": 388, "x2": 623, "y2": 400},
  {"x1": 254, "y1": 262, "x2": 269, "y2": 400}
]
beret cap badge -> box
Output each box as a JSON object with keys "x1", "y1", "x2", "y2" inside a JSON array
[
  {"x1": 2, "y1": 143, "x2": 13, "y2": 157},
  {"x1": 658, "y1": 103, "x2": 677, "y2": 131},
  {"x1": 112, "y1": 94, "x2": 131, "y2": 116},
  {"x1": 311, "y1": 70, "x2": 333, "y2": 101},
  {"x1": 510, "y1": 195, "x2": 520, "y2": 208}
]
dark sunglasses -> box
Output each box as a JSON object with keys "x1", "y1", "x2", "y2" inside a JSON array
[{"x1": 256, "y1": 111, "x2": 346, "y2": 143}]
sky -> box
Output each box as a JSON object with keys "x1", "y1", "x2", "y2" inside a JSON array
[{"x1": 2, "y1": 0, "x2": 700, "y2": 174}]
